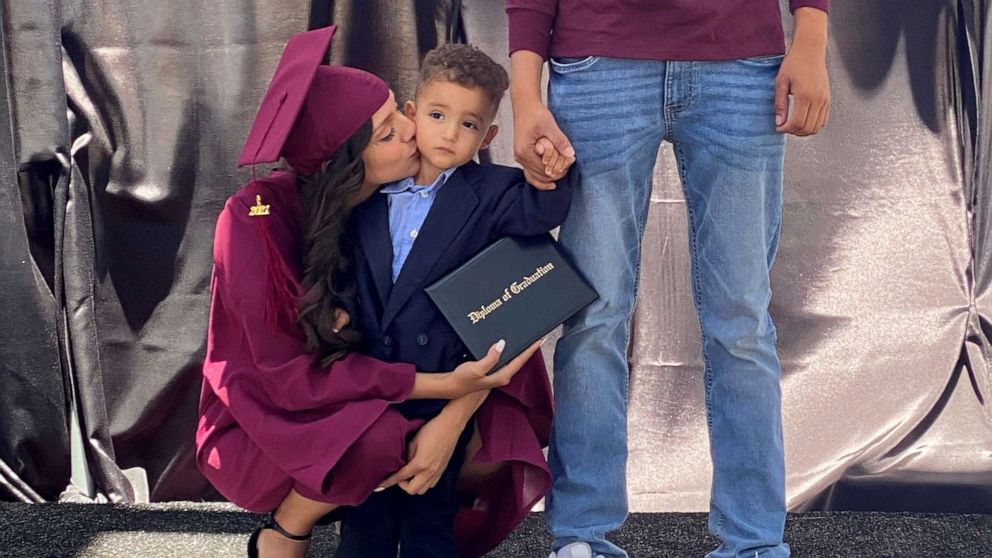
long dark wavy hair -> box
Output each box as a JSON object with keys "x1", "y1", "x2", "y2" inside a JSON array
[{"x1": 295, "y1": 121, "x2": 373, "y2": 366}]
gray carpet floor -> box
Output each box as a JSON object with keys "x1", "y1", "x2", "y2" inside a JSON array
[{"x1": 0, "y1": 502, "x2": 989, "y2": 557}]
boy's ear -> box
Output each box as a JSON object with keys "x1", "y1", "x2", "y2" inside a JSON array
[
  {"x1": 403, "y1": 100, "x2": 417, "y2": 119},
  {"x1": 479, "y1": 124, "x2": 499, "y2": 151}
]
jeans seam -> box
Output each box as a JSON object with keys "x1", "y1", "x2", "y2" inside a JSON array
[
  {"x1": 663, "y1": 61, "x2": 695, "y2": 133},
  {"x1": 673, "y1": 141, "x2": 716, "y2": 432},
  {"x1": 663, "y1": 61, "x2": 674, "y2": 132},
  {"x1": 768, "y1": 197, "x2": 783, "y2": 267},
  {"x1": 619, "y1": 90, "x2": 659, "y2": 436},
  {"x1": 619, "y1": 178, "x2": 653, "y2": 439},
  {"x1": 686, "y1": 61, "x2": 697, "y2": 111}
]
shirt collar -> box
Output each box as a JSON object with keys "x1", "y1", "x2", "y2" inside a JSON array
[{"x1": 380, "y1": 166, "x2": 457, "y2": 195}]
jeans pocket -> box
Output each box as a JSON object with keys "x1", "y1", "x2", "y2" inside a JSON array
[
  {"x1": 740, "y1": 53, "x2": 785, "y2": 64},
  {"x1": 549, "y1": 55, "x2": 601, "y2": 74}
]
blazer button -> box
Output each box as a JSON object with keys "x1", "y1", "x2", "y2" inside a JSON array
[
  {"x1": 416, "y1": 333, "x2": 429, "y2": 346},
  {"x1": 382, "y1": 335, "x2": 393, "y2": 347}
]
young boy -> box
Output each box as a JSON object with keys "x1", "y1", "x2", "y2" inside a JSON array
[{"x1": 339, "y1": 44, "x2": 575, "y2": 557}]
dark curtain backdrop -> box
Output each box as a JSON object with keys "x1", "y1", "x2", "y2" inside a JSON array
[{"x1": 0, "y1": 0, "x2": 989, "y2": 512}]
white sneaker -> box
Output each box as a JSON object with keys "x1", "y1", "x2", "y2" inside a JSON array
[{"x1": 548, "y1": 542, "x2": 606, "y2": 558}]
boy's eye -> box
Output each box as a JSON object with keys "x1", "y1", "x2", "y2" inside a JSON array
[
  {"x1": 429, "y1": 111, "x2": 444, "y2": 120},
  {"x1": 462, "y1": 122, "x2": 479, "y2": 130}
]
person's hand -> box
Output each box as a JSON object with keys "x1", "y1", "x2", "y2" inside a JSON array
[
  {"x1": 332, "y1": 308, "x2": 349, "y2": 333},
  {"x1": 447, "y1": 339, "x2": 542, "y2": 397},
  {"x1": 378, "y1": 414, "x2": 462, "y2": 495},
  {"x1": 513, "y1": 100, "x2": 574, "y2": 189},
  {"x1": 532, "y1": 137, "x2": 575, "y2": 189},
  {"x1": 775, "y1": 10, "x2": 830, "y2": 136}
]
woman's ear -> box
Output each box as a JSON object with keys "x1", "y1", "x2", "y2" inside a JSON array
[
  {"x1": 479, "y1": 124, "x2": 499, "y2": 151},
  {"x1": 404, "y1": 100, "x2": 417, "y2": 120}
]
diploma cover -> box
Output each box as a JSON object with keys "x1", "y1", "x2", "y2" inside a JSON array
[{"x1": 426, "y1": 234, "x2": 599, "y2": 370}]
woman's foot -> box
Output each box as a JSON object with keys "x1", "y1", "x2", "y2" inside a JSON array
[
  {"x1": 248, "y1": 513, "x2": 312, "y2": 558},
  {"x1": 255, "y1": 527, "x2": 310, "y2": 558}
]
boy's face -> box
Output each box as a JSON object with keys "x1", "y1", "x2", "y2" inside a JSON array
[{"x1": 406, "y1": 80, "x2": 499, "y2": 172}]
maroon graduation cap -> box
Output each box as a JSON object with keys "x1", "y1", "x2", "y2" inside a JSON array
[{"x1": 238, "y1": 25, "x2": 390, "y2": 175}]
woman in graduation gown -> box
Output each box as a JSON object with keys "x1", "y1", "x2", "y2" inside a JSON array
[{"x1": 196, "y1": 27, "x2": 553, "y2": 558}]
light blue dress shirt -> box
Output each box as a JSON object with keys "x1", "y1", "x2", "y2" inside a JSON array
[{"x1": 380, "y1": 167, "x2": 457, "y2": 282}]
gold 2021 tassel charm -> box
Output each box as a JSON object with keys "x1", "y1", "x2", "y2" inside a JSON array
[{"x1": 249, "y1": 194, "x2": 271, "y2": 217}]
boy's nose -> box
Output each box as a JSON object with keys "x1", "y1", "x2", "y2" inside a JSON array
[{"x1": 441, "y1": 123, "x2": 458, "y2": 142}]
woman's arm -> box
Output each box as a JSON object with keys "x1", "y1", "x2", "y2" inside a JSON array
[
  {"x1": 407, "y1": 339, "x2": 542, "y2": 400},
  {"x1": 378, "y1": 389, "x2": 492, "y2": 495},
  {"x1": 378, "y1": 342, "x2": 544, "y2": 495}
]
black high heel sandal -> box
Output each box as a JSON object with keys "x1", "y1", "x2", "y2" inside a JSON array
[{"x1": 246, "y1": 512, "x2": 313, "y2": 558}]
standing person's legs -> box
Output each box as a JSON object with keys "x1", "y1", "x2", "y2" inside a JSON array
[
  {"x1": 669, "y1": 55, "x2": 789, "y2": 558},
  {"x1": 546, "y1": 56, "x2": 666, "y2": 558}
]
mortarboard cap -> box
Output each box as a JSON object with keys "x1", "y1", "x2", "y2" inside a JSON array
[{"x1": 238, "y1": 25, "x2": 389, "y2": 175}]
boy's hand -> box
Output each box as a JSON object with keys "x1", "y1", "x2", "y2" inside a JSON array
[{"x1": 533, "y1": 137, "x2": 575, "y2": 190}]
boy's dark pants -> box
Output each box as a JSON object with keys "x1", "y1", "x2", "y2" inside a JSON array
[{"x1": 334, "y1": 413, "x2": 474, "y2": 558}]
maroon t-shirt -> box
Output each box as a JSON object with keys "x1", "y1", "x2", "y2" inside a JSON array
[{"x1": 507, "y1": 0, "x2": 829, "y2": 61}]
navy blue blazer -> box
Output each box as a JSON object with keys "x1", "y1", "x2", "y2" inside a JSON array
[{"x1": 348, "y1": 161, "x2": 574, "y2": 415}]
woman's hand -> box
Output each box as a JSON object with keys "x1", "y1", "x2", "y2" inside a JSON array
[
  {"x1": 448, "y1": 339, "x2": 542, "y2": 398},
  {"x1": 408, "y1": 339, "x2": 542, "y2": 400},
  {"x1": 332, "y1": 309, "x2": 349, "y2": 333},
  {"x1": 378, "y1": 413, "x2": 462, "y2": 495}
]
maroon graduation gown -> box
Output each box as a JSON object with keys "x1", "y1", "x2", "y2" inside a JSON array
[{"x1": 195, "y1": 171, "x2": 552, "y2": 557}]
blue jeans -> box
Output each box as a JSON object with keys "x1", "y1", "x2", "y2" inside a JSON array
[{"x1": 546, "y1": 55, "x2": 788, "y2": 558}]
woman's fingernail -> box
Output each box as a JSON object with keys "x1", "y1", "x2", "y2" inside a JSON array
[
  {"x1": 373, "y1": 486, "x2": 386, "y2": 492},
  {"x1": 495, "y1": 339, "x2": 506, "y2": 353}
]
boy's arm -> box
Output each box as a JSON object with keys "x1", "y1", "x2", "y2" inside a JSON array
[{"x1": 492, "y1": 167, "x2": 575, "y2": 236}]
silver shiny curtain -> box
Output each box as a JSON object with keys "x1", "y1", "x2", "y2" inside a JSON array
[{"x1": 0, "y1": 0, "x2": 988, "y2": 511}]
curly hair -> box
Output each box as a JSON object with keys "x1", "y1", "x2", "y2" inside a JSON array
[
  {"x1": 418, "y1": 43, "x2": 509, "y2": 118},
  {"x1": 294, "y1": 121, "x2": 372, "y2": 367}
]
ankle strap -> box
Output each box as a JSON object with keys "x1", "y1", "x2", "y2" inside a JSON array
[{"x1": 264, "y1": 513, "x2": 312, "y2": 542}]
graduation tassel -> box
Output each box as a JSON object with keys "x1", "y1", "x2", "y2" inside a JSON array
[{"x1": 255, "y1": 215, "x2": 302, "y2": 330}]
